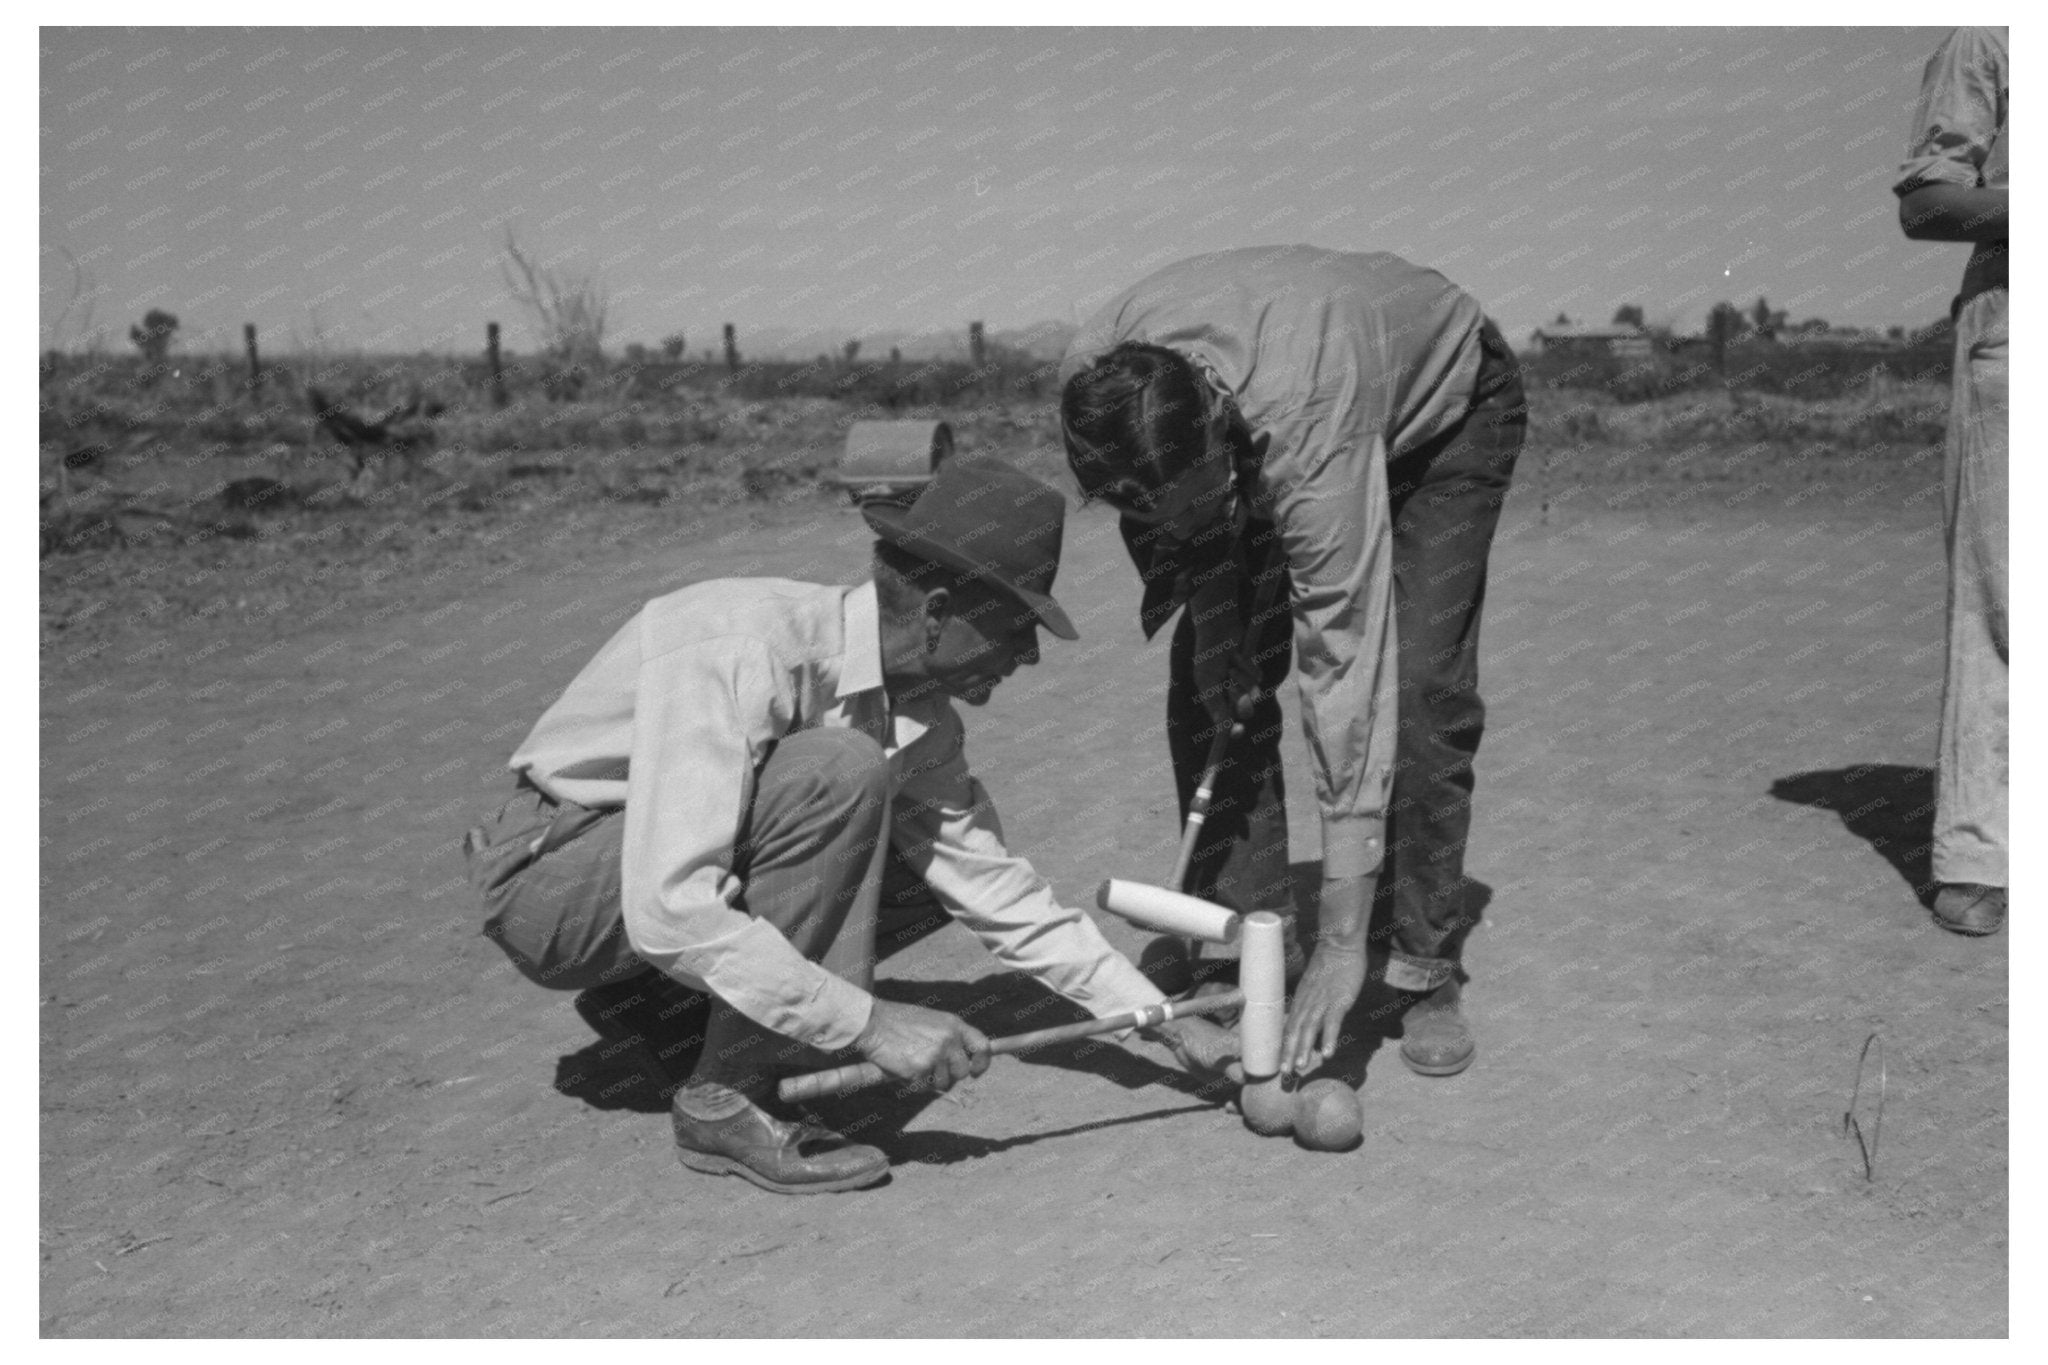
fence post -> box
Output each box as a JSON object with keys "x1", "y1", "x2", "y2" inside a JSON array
[
  {"x1": 487, "y1": 321, "x2": 507, "y2": 408},
  {"x1": 244, "y1": 323, "x2": 262, "y2": 397},
  {"x1": 969, "y1": 320, "x2": 986, "y2": 370},
  {"x1": 723, "y1": 323, "x2": 741, "y2": 372}
]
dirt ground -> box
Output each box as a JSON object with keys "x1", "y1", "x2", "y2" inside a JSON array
[{"x1": 40, "y1": 447, "x2": 2007, "y2": 1336}]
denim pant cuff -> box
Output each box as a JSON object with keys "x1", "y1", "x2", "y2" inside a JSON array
[{"x1": 1386, "y1": 951, "x2": 1455, "y2": 994}]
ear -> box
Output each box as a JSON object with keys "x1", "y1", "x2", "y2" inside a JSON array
[{"x1": 921, "y1": 585, "x2": 954, "y2": 647}]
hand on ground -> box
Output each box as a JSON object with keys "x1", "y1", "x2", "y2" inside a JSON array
[
  {"x1": 1281, "y1": 942, "x2": 1366, "y2": 1075},
  {"x1": 855, "y1": 1000, "x2": 991, "y2": 1091}
]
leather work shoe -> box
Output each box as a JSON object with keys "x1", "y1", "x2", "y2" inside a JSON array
[
  {"x1": 672, "y1": 1096, "x2": 890, "y2": 1195},
  {"x1": 1931, "y1": 883, "x2": 2007, "y2": 937},
  {"x1": 1399, "y1": 978, "x2": 1475, "y2": 1077}
]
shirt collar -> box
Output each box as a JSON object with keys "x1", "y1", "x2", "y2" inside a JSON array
[{"x1": 837, "y1": 580, "x2": 885, "y2": 700}]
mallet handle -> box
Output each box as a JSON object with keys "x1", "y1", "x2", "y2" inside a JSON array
[
  {"x1": 1172, "y1": 720, "x2": 1243, "y2": 891},
  {"x1": 1172, "y1": 559, "x2": 1286, "y2": 889},
  {"x1": 775, "y1": 989, "x2": 1246, "y2": 1104}
]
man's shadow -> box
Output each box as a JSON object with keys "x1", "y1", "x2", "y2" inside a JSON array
[
  {"x1": 803, "y1": 975, "x2": 1231, "y2": 1166},
  {"x1": 1769, "y1": 764, "x2": 1936, "y2": 904},
  {"x1": 552, "y1": 899, "x2": 1225, "y2": 1150},
  {"x1": 551, "y1": 868, "x2": 1498, "y2": 1147}
]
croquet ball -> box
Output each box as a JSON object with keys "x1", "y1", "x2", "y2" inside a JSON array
[
  {"x1": 1239, "y1": 1076, "x2": 1294, "y2": 1137},
  {"x1": 1292, "y1": 1078, "x2": 1364, "y2": 1152}
]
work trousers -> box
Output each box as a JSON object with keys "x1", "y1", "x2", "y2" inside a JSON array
[
  {"x1": 1933, "y1": 289, "x2": 2008, "y2": 889},
  {"x1": 1172, "y1": 320, "x2": 1526, "y2": 993},
  {"x1": 466, "y1": 728, "x2": 897, "y2": 1090}
]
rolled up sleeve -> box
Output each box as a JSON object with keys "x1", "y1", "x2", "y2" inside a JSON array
[
  {"x1": 891, "y1": 705, "x2": 1164, "y2": 1022},
  {"x1": 621, "y1": 632, "x2": 874, "y2": 1052},
  {"x1": 1895, "y1": 28, "x2": 2005, "y2": 196}
]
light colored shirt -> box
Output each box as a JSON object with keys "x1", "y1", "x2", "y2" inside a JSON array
[
  {"x1": 509, "y1": 578, "x2": 1162, "y2": 1052},
  {"x1": 1895, "y1": 26, "x2": 2009, "y2": 305},
  {"x1": 1060, "y1": 245, "x2": 1489, "y2": 879}
]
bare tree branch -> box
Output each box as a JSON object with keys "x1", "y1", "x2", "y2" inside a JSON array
[
  {"x1": 45, "y1": 245, "x2": 95, "y2": 354},
  {"x1": 499, "y1": 228, "x2": 609, "y2": 367}
]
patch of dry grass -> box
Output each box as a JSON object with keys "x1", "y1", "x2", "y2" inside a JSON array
[
  {"x1": 1527, "y1": 382, "x2": 1948, "y2": 512},
  {"x1": 39, "y1": 352, "x2": 1949, "y2": 664}
]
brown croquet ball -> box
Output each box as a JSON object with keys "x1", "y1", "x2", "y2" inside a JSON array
[
  {"x1": 1292, "y1": 1078, "x2": 1363, "y2": 1152},
  {"x1": 1239, "y1": 1076, "x2": 1294, "y2": 1137}
]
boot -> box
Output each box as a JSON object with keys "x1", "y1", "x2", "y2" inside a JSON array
[
  {"x1": 1398, "y1": 977, "x2": 1475, "y2": 1077},
  {"x1": 672, "y1": 1091, "x2": 889, "y2": 1195},
  {"x1": 1931, "y1": 883, "x2": 2006, "y2": 937}
]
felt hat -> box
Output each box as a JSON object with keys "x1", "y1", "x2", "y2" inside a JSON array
[{"x1": 863, "y1": 456, "x2": 1078, "y2": 640}]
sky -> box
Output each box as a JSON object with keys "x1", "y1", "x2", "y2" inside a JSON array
[{"x1": 40, "y1": 25, "x2": 1978, "y2": 359}]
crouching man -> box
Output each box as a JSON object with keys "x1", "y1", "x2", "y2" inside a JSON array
[{"x1": 464, "y1": 457, "x2": 1237, "y2": 1194}]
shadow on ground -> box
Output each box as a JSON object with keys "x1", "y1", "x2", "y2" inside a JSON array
[
  {"x1": 808, "y1": 974, "x2": 1235, "y2": 1166},
  {"x1": 1132, "y1": 860, "x2": 1497, "y2": 1089},
  {"x1": 1770, "y1": 764, "x2": 1936, "y2": 903},
  {"x1": 550, "y1": 961, "x2": 1226, "y2": 1128},
  {"x1": 551, "y1": 896, "x2": 962, "y2": 1115},
  {"x1": 549, "y1": 866, "x2": 1497, "y2": 1130}
]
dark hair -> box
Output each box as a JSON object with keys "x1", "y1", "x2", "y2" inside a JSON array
[
  {"x1": 1059, "y1": 342, "x2": 1212, "y2": 506},
  {"x1": 872, "y1": 539, "x2": 967, "y2": 621}
]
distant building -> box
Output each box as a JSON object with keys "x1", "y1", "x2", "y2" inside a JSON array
[
  {"x1": 1795, "y1": 328, "x2": 1903, "y2": 350},
  {"x1": 1529, "y1": 322, "x2": 1653, "y2": 357}
]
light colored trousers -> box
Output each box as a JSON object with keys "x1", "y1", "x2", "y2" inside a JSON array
[{"x1": 1934, "y1": 289, "x2": 2009, "y2": 888}]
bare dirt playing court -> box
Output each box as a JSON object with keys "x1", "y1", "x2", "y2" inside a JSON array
[{"x1": 40, "y1": 420, "x2": 2006, "y2": 1336}]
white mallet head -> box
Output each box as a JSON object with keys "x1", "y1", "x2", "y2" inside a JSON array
[
  {"x1": 1095, "y1": 879, "x2": 1243, "y2": 945},
  {"x1": 1238, "y1": 910, "x2": 1286, "y2": 1080}
]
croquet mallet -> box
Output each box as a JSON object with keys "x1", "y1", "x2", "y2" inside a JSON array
[
  {"x1": 1168, "y1": 562, "x2": 1285, "y2": 957},
  {"x1": 776, "y1": 988, "x2": 1247, "y2": 1104}
]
